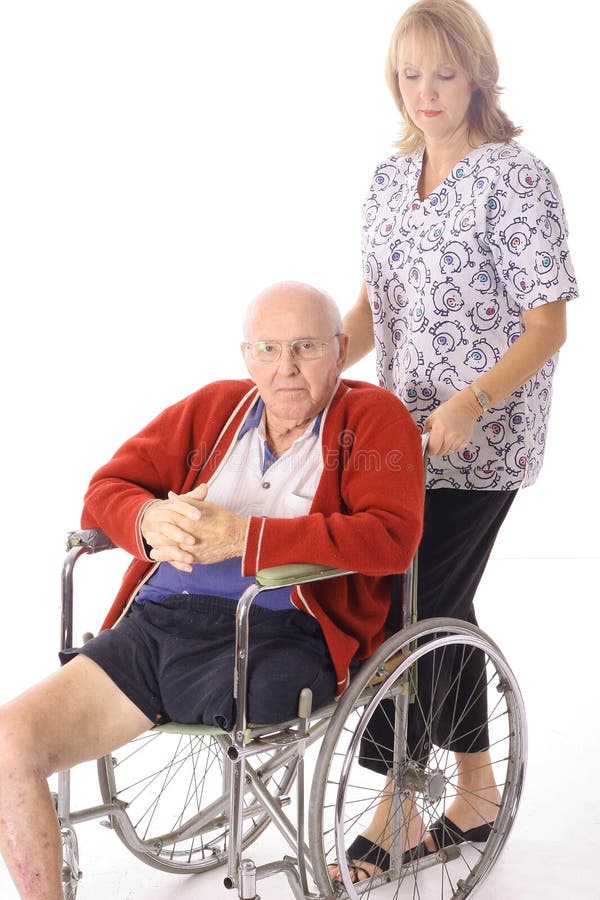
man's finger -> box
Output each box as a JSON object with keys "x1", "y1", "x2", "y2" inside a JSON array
[
  {"x1": 183, "y1": 483, "x2": 209, "y2": 501},
  {"x1": 149, "y1": 545, "x2": 194, "y2": 570},
  {"x1": 164, "y1": 492, "x2": 201, "y2": 520}
]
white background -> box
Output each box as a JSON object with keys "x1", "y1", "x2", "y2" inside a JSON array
[{"x1": 0, "y1": 2, "x2": 597, "y2": 895}]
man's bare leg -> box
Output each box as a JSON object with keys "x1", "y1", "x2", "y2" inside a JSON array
[{"x1": 0, "y1": 656, "x2": 152, "y2": 899}]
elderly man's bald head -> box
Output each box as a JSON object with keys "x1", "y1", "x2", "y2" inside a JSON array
[
  {"x1": 243, "y1": 281, "x2": 343, "y2": 340},
  {"x1": 241, "y1": 281, "x2": 348, "y2": 430}
]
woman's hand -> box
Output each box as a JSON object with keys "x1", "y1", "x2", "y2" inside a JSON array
[
  {"x1": 424, "y1": 300, "x2": 568, "y2": 456},
  {"x1": 424, "y1": 389, "x2": 481, "y2": 455}
]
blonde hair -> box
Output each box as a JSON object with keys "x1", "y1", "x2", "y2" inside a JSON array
[{"x1": 385, "y1": 0, "x2": 522, "y2": 155}]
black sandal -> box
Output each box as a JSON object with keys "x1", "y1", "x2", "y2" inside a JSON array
[
  {"x1": 344, "y1": 833, "x2": 433, "y2": 874},
  {"x1": 346, "y1": 835, "x2": 390, "y2": 876},
  {"x1": 328, "y1": 834, "x2": 390, "y2": 884},
  {"x1": 344, "y1": 858, "x2": 373, "y2": 884},
  {"x1": 404, "y1": 814, "x2": 494, "y2": 863},
  {"x1": 428, "y1": 814, "x2": 493, "y2": 848}
]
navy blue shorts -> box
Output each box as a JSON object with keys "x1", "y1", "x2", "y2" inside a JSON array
[{"x1": 60, "y1": 595, "x2": 338, "y2": 731}]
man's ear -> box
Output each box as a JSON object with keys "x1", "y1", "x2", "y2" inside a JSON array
[{"x1": 336, "y1": 333, "x2": 349, "y2": 372}]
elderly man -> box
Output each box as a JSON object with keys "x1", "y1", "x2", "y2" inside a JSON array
[{"x1": 0, "y1": 281, "x2": 423, "y2": 899}]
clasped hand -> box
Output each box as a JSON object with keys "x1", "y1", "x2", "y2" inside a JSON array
[{"x1": 140, "y1": 484, "x2": 248, "y2": 572}]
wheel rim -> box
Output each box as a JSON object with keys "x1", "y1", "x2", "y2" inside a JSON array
[
  {"x1": 310, "y1": 621, "x2": 527, "y2": 899},
  {"x1": 97, "y1": 730, "x2": 298, "y2": 873},
  {"x1": 61, "y1": 827, "x2": 80, "y2": 899}
]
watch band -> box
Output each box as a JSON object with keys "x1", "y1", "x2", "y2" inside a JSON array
[{"x1": 469, "y1": 382, "x2": 490, "y2": 412}]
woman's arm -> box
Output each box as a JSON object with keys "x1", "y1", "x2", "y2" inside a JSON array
[
  {"x1": 471, "y1": 300, "x2": 567, "y2": 405},
  {"x1": 342, "y1": 282, "x2": 375, "y2": 368},
  {"x1": 425, "y1": 300, "x2": 568, "y2": 456}
]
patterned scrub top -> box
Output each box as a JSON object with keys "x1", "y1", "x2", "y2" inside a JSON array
[{"x1": 362, "y1": 140, "x2": 578, "y2": 490}]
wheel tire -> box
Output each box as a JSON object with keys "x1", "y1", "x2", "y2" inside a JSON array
[{"x1": 309, "y1": 618, "x2": 527, "y2": 899}]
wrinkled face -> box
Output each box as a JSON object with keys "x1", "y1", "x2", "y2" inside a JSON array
[
  {"x1": 397, "y1": 33, "x2": 476, "y2": 144},
  {"x1": 242, "y1": 287, "x2": 347, "y2": 427}
]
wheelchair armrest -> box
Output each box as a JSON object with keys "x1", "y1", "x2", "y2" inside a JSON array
[
  {"x1": 232, "y1": 563, "x2": 352, "y2": 738},
  {"x1": 255, "y1": 563, "x2": 353, "y2": 588},
  {"x1": 66, "y1": 529, "x2": 116, "y2": 554}
]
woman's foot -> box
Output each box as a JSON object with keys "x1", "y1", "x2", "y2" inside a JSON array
[
  {"x1": 327, "y1": 753, "x2": 502, "y2": 882},
  {"x1": 331, "y1": 835, "x2": 390, "y2": 883},
  {"x1": 438, "y1": 750, "x2": 501, "y2": 838},
  {"x1": 414, "y1": 751, "x2": 502, "y2": 855},
  {"x1": 431, "y1": 794, "x2": 499, "y2": 842},
  {"x1": 327, "y1": 790, "x2": 429, "y2": 882},
  {"x1": 328, "y1": 801, "x2": 500, "y2": 880},
  {"x1": 327, "y1": 840, "x2": 388, "y2": 884}
]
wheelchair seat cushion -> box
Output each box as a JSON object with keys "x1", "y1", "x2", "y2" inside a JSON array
[{"x1": 59, "y1": 594, "x2": 337, "y2": 730}]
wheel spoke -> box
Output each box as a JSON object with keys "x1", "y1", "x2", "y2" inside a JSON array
[
  {"x1": 97, "y1": 730, "x2": 298, "y2": 873},
  {"x1": 309, "y1": 621, "x2": 526, "y2": 899}
]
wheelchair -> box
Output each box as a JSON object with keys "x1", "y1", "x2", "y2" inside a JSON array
[{"x1": 57, "y1": 522, "x2": 527, "y2": 900}]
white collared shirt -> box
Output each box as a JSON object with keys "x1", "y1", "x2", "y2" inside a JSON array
[{"x1": 206, "y1": 405, "x2": 323, "y2": 517}]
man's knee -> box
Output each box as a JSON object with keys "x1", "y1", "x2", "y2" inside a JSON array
[{"x1": 0, "y1": 704, "x2": 55, "y2": 782}]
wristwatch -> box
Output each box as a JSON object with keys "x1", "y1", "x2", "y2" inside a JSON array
[{"x1": 469, "y1": 382, "x2": 490, "y2": 412}]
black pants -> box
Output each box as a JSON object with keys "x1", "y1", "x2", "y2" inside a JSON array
[{"x1": 361, "y1": 488, "x2": 517, "y2": 774}]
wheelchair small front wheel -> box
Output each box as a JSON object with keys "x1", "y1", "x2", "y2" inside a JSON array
[
  {"x1": 97, "y1": 728, "x2": 299, "y2": 874},
  {"x1": 61, "y1": 827, "x2": 81, "y2": 899},
  {"x1": 309, "y1": 618, "x2": 527, "y2": 899}
]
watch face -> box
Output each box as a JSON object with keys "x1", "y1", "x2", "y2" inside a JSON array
[{"x1": 471, "y1": 384, "x2": 489, "y2": 409}]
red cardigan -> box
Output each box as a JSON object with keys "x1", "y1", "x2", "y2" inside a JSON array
[{"x1": 82, "y1": 379, "x2": 424, "y2": 694}]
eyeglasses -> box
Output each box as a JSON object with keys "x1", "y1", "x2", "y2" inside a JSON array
[{"x1": 243, "y1": 335, "x2": 340, "y2": 363}]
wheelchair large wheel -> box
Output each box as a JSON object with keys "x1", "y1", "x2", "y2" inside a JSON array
[
  {"x1": 97, "y1": 727, "x2": 298, "y2": 874},
  {"x1": 309, "y1": 618, "x2": 526, "y2": 899}
]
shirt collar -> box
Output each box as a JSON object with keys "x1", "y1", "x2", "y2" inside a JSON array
[
  {"x1": 238, "y1": 398, "x2": 323, "y2": 441},
  {"x1": 237, "y1": 397, "x2": 265, "y2": 440}
]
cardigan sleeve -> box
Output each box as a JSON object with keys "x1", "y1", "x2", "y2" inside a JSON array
[
  {"x1": 242, "y1": 395, "x2": 424, "y2": 578},
  {"x1": 80, "y1": 381, "x2": 255, "y2": 559},
  {"x1": 81, "y1": 405, "x2": 184, "y2": 559}
]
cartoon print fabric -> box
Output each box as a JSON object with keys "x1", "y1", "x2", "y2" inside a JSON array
[{"x1": 362, "y1": 141, "x2": 578, "y2": 489}]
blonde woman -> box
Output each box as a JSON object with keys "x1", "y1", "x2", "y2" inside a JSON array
[{"x1": 335, "y1": 0, "x2": 578, "y2": 883}]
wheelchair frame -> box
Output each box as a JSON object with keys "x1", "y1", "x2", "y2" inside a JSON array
[{"x1": 57, "y1": 525, "x2": 527, "y2": 900}]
